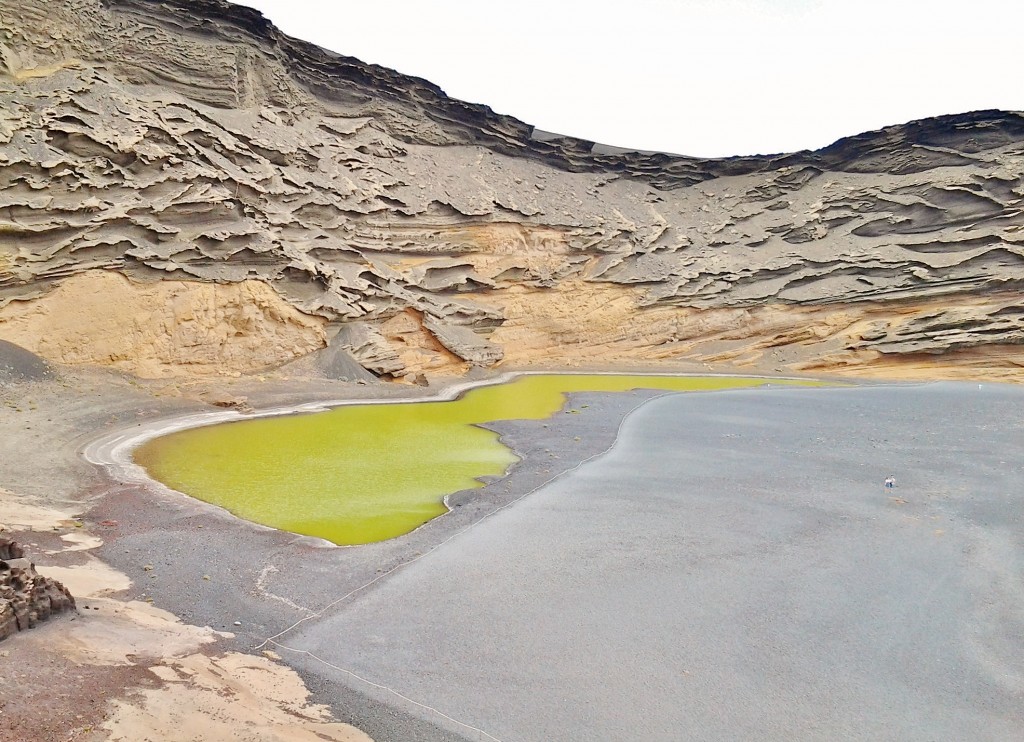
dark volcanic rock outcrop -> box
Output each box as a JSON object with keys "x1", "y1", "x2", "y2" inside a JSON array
[
  {"x1": 0, "y1": 0, "x2": 1021, "y2": 380},
  {"x1": 0, "y1": 537, "x2": 76, "y2": 640}
]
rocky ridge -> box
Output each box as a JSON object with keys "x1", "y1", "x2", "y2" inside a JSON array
[
  {"x1": 0, "y1": 0, "x2": 1021, "y2": 380},
  {"x1": 0, "y1": 537, "x2": 76, "y2": 640}
]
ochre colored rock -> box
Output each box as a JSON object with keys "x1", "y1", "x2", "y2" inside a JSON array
[
  {"x1": 0, "y1": 272, "x2": 327, "y2": 379},
  {"x1": 0, "y1": 0, "x2": 1021, "y2": 381}
]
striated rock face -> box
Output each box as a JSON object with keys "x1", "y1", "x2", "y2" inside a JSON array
[
  {"x1": 0, "y1": 537, "x2": 76, "y2": 640},
  {"x1": 0, "y1": 271, "x2": 326, "y2": 377},
  {"x1": 0, "y1": 0, "x2": 1021, "y2": 380}
]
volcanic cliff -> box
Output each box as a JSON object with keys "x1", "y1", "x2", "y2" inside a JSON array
[{"x1": 1, "y1": 0, "x2": 1022, "y2": 381}]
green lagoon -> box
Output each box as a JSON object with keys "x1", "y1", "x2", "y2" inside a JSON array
[{"x1": 135, "y1": 374, "x2": 821, "y2": 545}]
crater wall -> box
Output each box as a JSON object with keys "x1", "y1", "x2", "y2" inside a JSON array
[{"x1": 1, "y1": 0, "x2": 1021, "y2": 380}]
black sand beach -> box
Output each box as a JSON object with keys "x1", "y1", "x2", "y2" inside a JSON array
[{"x1": 82, "y1": 381, "x2": 1024, "y2": 741}]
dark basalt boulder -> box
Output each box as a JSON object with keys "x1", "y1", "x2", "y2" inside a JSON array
[{"x1": 0, "y1": 537, "x2": 76, "y2": 641}]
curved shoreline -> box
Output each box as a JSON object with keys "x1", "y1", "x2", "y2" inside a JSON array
[
  {"x1": 11, "y1": 364, "x2": 982, "y2": 742},
  {"x1": 258, "y1": 385, "x2": 690, "y2": 651},
  {"x1": 82, "y1": 370, "x2": 831, "y2": 544},
  {"x1": 280, "y1": 380, "x2": 1024, "y2": 742}
]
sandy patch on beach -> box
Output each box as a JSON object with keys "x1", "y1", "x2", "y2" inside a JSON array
[
  {"x1": 3, "y1": 589, "x2": 372, "y2": 741},
  {"x1": 0, "y1": 371, "x2": 375, "y2": 742},
  {"x1": 1, "y1": 499, "x2": 376, "y2": 740},
  {"x1": 47, "y1": 597, "x2": 222, "y2": 667},
  {"x1": 43, "y1": 557, "x2": 132, "y2": 599},
  {"x1": 102, "y1": 652, "x2": 373, "y2": 742},
  {"x1": 0, "y1": 486, "x2": 75, "y2": 531},
  {"x1": 55, "y1": 531, "x2": 104, "y2": 552}
]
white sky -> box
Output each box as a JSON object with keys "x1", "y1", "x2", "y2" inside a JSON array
[{"x1": 238, "y1": 0, "x2": 1024, "y2": 157}]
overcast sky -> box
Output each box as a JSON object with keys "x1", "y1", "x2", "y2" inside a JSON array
[{"x1": 239, "y1": 0, "x2": 1024, "y2": 158}]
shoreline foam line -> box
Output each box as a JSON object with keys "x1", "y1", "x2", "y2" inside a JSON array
[{"x1": 81, "y1": 370, "x2": 831, "y2": 494}]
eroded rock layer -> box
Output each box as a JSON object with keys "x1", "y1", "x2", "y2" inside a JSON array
[
  {"x1": 0, "y1": 537, "x2": 76, "y2": 640},
  {"x1": 0, "y1": 0, "x2": 1022, "y2": 380}
]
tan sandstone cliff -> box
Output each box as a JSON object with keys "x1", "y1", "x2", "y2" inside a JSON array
[{"x1": 0, "y1": 0, "x2": 1021, "y2": 381}]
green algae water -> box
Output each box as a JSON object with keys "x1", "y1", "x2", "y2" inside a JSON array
[{"x1": 135, "y1": 375, "x2": 820, "y2": 545}]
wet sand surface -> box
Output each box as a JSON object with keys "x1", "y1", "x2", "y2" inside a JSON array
[{"x1": 273, "y1": 383, "x2": 1024, "y2": 741}]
